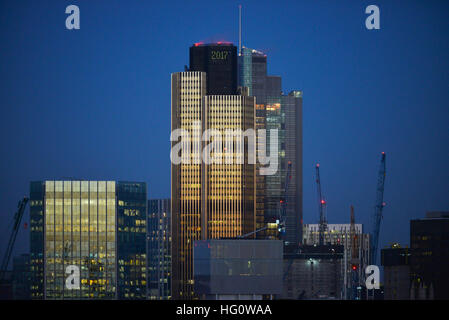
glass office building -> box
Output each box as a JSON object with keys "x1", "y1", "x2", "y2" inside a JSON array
[
  {"x1": 171, "y1": 61, "x2": 257, "y2": 299},
  {"x1": 147, "y1": 199, "x2": 171, "y2": 300},
  {"x1": 171, "y1": 71, "x2": 207, "y2": 299},
  {"x1": 238, "y1": 47, "x2": 303, "y2": 245},
  {"x1": 29, "y1": 180, "x2": 147, "y2": 300}
]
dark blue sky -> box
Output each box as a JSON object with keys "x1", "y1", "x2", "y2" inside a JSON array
[{"x1": 0, "y1": 0, "x2": 448, "y2": 262}]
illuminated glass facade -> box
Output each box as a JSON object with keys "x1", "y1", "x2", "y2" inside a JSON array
[
  {"x1": 171, "y1": 71, "x2": 207, "y2": 300},
  {"x1": 147, "y1": 199, "x2": 171, "y2": 300},
  {"x1": 238, "y1": 48, "x2": 303, "y2": 245},
  {"x1": 203, "y1": 95, "x2": 256, "y2": 239},
  {"x1": 171, "y1": 70, "x2": 256, "y2": 299},
  {"x1": 29, "y1": 180, "x2": 147, "y2": 300}
]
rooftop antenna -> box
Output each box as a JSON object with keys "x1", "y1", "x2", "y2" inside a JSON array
[{"x1": 238, "y1": 4, "x2": 242, "y2": 55}]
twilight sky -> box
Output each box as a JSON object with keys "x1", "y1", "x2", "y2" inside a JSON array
[{"x1": 0, "y1": 0, "x2": 448, "y2": 262}]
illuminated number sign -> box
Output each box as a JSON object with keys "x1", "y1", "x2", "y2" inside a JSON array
[{"x1": 211, "y1": 50, "x2": 229, "y2": 61}]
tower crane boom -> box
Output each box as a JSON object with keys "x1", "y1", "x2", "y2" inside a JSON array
[
  {"x1": 370, "y1": 152, "x2": 386, "y2": 265},
  {"x1": 0, "y1": 197, "x2": 29, "y2": 281}
]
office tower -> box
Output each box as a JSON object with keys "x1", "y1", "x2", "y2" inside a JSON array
[
  {"x1": 202, "y1": 95, "x2": 256, "y2": 239},
  {"x1": 410, "y1": 211, "x2": 449, "y2": 300},
  {"x1": 282, "y1": 92, "x2": 303, "y2": 245},
  {"x1": 147, "y1": 199, "x2": 171, "y2": 300},
  {"x1": 381, "y1": 245, "x2": 411, "y2": 300},
  {"x1": 238, "y1": 47, "x2": 268, "y2": 101},
  {"x1": 171, "y1": 45, "x2": 256, "y2": 299},
  {"x1": 171, "y1": 71, "x2": 206, "y2": 300},
  {"x1": 255, "y1": 103, "x2": 266, "y2": 234},
  {"x1": 30, "y1": 182, "x2": 45, "y2": 299},
  {"x1": 190, "y1": 43, "x2": 238, "y2": 95},
  {"x1": 29, "y1": 180, "x2": 147, "y2": 300},
  {"x1": 238, "y1": 47, "x2": 303, "y2": 245},
  {"x1": 303, "y1": 223, "x2": 371, "y2": 299},
  {"x1": 12, "y1": 254, "x2": 31, "y2": 300}
]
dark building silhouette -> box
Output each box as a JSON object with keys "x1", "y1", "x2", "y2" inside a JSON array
[
  {"x1": 282, "y1": 245, "x2": 344, "y2": 300},
  {"x1": 410, "y1": 211, "x2": 449, "y2": 300},
  {"x1": 190, "y1": 43, "x2": 238, "y2": 95},
  {"x1": 381, "y1": 245, "x2": 411, "y2": 300},
  {"x1": 12, "y1": 254, "x2": 31, "y2": 300}
]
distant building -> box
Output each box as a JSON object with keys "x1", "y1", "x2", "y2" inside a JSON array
[
  {"x1": 238, "y1": 47, "x2": 303, "y2": 245},
  {"x1": 410, "y1": 211, "x2": 449, "y2": 300},
  {"x1": 147, "y1": 199, "x2": 171, "y2": 300},
  {"x1": 193, "y1": 240, "x2": 283, "y2": 300},
  {"x1": 381, "y1": 246, "x2": 411, "y2": 300},
  {"x1": 303, "y1": 223, "x2": 370, "y2": 299},
  {"x1": 282, "y1": 244, "x2": 344, "y2": 300},
  {"x1": 12, "y1": 254, "x2": 30, "y2": 300},
  {"x1": 29, "y1": 180, "x2": 147, "y2": 300}
]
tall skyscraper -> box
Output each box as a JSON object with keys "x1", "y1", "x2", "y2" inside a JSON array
[
  {"x1": 238, "y1": 46, "x2": 303, "y2": 245},
  {"x1": 190, "y1": 43, "x2": 238, "y2": 95},
  {"x1": 29, "y1": 180, "x2": 147, "y2": 300},
  {"x1": 171, "y1": 43, "x2": 256, "y2": 299},
  {"x1": 171, "y1": 71, "x2": 206, "y2": 300},
  {"x1": 147, "y1": 199, "x2": 171, "y2": 300}
]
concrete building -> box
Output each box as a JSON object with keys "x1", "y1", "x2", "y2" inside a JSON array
[
  {"x1": 282, "y1": 244, "x2": 344, "y2": 300},
  {"x1": 193, "y1": 240, "x2": 282, "y2": 300}
]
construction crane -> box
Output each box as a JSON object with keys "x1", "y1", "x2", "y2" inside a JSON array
[
  {"x1": 315, "y1": 164, "x2": 327, "y2": 245},
  {"x1": 349, "y1": 205, "x2": 360, "y2": 300},
  {"x1": 279, "y1": 161, "x2": 292, "y2": 239},
  {"x1": 0, "y1": 197, "x2": 29, "y2": 282},
  {"x1": 238, "y1": 161, "x2": 292, "y2": 239},
  {"x1": 370, "y1": 152, "x2": 386, "y2": 265}
]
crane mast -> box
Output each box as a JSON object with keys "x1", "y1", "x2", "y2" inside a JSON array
[
  {"x1": 316, "y1": 164, "x2": 327, "y2": 245},
  {"x1": 0, "y1": 197, "x2": 29, "y2": 282},
  {"x1": 370, "y1": 152, "x2": 386, "y2": 265},
  {"x1": 349, "y1": 205, "x2": 360, "y2": 299}
]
